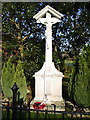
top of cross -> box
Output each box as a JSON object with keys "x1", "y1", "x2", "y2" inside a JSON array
[{"x1": 33, "y1": 5, "x2": 64, "y2": 20}]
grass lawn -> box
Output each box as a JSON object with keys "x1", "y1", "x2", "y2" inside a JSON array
[{"x1": 2, "y1": 109, "x2": 90, "y2": 120}]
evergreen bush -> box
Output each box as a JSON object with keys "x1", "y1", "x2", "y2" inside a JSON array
[
  {"x1": 68, "y1": 45, "x2": 90, "y2": 107},
  {"x1": 2, "y1": 57, "x2": 15, "y2": 98},
  {"x1": 74, "y1": 46, "x2": 90, "y2": 107},
  {"x1": 2, "y1": 57, "x2": 27, "y2": 100},
  {"x1": 14, "y1": 60, "x2": 27, "y2": 100}
]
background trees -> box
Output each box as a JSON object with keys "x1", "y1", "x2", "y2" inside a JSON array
[
  {"x1": 2, "y1": 2, "x2": 90, "y2": 106},
  {"x1": 2, "y1": 2, "x2": 45, "y2": 85}
]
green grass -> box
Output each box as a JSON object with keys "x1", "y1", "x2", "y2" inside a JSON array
[{"x1": 2, "y1": 110, "x2": 90, "y2": 120}]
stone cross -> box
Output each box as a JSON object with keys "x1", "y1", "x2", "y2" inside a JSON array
[
  {"x1": 32, "y1": 5, "x2": 65, "y2": 110},
  {"x1": 33, "y1": 5, "x2": 63, "y2": 64},
  {"x1": 38, "y1": 12, "x2": 60, "y2": 63}
]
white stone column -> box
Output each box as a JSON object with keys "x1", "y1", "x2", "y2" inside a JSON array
[{"x1": 45, "y1": 12, "x2": 52, "y2": 63}]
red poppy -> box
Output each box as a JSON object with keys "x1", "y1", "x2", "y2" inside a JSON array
[{"x1": 33, "y1": 102, "x2": 46, "y2": 110}]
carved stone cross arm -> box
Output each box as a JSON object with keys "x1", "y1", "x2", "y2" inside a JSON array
[{"x1": 37, "y1": 13, "x2": 61, "y2": 25}]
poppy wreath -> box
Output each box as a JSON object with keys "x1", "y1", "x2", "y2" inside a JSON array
[{"x1": 33, "y1": 102, "x2": 46, "y2": 110}]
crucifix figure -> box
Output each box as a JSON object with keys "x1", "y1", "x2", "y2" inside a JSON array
[{"x1": 37, "y1": 12, "x2": 60, "y2": 63}]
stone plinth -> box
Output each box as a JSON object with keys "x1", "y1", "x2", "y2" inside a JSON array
[{"x1": 31, "y1": 62, "x2": 65, "y2": 110}]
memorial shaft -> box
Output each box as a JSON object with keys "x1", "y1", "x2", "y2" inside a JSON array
[{"x1": 45, "y1": 12, "x2": 52, "y2": 63}]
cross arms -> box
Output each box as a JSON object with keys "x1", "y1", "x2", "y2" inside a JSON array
[{"x1": 36, "y1": 17, "x2": 61, "y2": 25}]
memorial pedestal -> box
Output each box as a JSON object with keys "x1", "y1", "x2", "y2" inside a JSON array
[{"x1": 31, "y1": 62, "x2": 65, "y2": 110}]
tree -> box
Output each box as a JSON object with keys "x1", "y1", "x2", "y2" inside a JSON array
[
  {"x1": 2, "y1": 57, "x2": 15, "y2": 98},
  {"x1": 68, "y1": 45, "x2": 90, "y2": 107},
  {"x1": 2, "y1": 2, "x2": 90, "y2": 64},
  {"x1": 2, "y1": 57, "x2": 27, "y2": 100},
  {"x1": 14, "y1": 60, "x2": 27, "y2": 100},
  {"x1": 74, "y1": 45, "x2": 90, "y2": 107},
  {"x1": 2, "y1": 2, "x2": 45, "y2": 84},
  {"x1": 2, "y1": 2, "x2": 39, "y2": 61}
]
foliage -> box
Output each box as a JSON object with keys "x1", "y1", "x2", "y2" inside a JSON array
[
  {"x1": 1, "y1": 57, "x2": 15, "y2": 98},
  {"x1": 68, "y1": 68, "x2": 75, "y2": 102},
  {"x1": 74, "y1": 45, "x2": 90, "y2": 107},
  {"x1": 2, "y1": 57, "x2": 27, "y2": 100},
  {"x1": 68, "y1": 45, "x2": 90, "y2": 107},
  {"x1": 2, "y1": 2, "x2": 90, "y2": 72},
  {"x1": 2, "y1": 2, "x2": 45, "y2": 84},
  {"x1": 51, "y1": 2, "x2": 90, "y2": 55},
  {"x1": 14, "y1": 60, "x2": 27, "y2": 100}
]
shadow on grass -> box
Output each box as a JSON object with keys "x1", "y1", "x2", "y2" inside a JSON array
[{"x1": 2, "y1": 110, "x2": 90, "y2": 120}]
